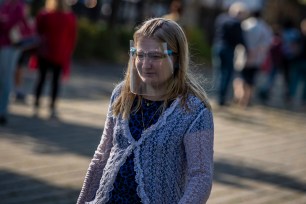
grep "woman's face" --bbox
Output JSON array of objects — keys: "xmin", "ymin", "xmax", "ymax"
[{"xmin": 135, "ymin": 37, "xmax": 174, "ymax": 87}]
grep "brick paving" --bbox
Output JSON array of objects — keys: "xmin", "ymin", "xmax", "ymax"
[{"xmin": 0, "ymin": 61, "xmax": 306, "ymax": 204}]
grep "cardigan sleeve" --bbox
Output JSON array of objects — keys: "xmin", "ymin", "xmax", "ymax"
[
  {"xmin": 179, "ymin": 107, "xmax": 214, "ymax": 204},
  {"xmin": 77, "ymin": 87, "xmax": 120, "ymax": 204}
]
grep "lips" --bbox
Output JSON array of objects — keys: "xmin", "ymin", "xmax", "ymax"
[{"xmin": 142, "ymin": 72, "xmax": 156, "ymax": 77}]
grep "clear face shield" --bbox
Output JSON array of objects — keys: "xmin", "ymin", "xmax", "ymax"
[{"xmin": 129, "ymin": 39, "xmax": 175, "ymax": 97}]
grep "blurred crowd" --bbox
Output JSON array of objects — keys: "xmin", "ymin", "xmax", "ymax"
[
  {"xmin": 0, "ymin": 0, "xmax": 184, "ymax": 126},
  {"xmin": 1, "ymin": 0, "xmax": 306, "ymax": 126},
  {"xmin": 212, "ymin": 2, "xmax": 306, "ymax": 110},
  {"xmin": 0, "ymin": 0, "xmax": 76, "ymax": 125}
]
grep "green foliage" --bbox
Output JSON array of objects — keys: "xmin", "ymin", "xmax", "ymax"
[
  {"xmin": 74, "ymin": 18, "xmax": 133, "ymax": 63},
  {"xmin": 185, "ymin": 27, "xmax": 212, "ymax": 65},
  {"xmin": 74, "ymin": 18, "xmax": 211, "ymax": 64}
]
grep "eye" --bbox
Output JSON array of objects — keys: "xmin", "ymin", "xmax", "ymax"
[
  {"xmin": 148, "ymin": 53, "xmax": 164, "ymax": 59},
  {"xmin": 136, "ymin": 52, "xmax": 145, "ymax": 59}
]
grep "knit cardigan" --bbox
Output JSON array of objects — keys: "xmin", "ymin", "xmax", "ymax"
[{"xmin": 77, "ymin": 83, "xmax": 214, "ymax": 204}]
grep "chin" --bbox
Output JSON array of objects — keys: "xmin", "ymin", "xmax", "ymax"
[
  {"xmin": 143, "ymin": 79, "xmax": 157, "ymax": 84},
  {"xmin": 140, "ymin": 77, "xmax": 156, "ymax": 84},
  {"xmin": 141, "ymin": 75, "xmax": 156, "ymax": 82}
]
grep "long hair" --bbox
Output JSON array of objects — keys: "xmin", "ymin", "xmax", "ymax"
[{"xmin": 113, "ymin": 18, "xmax": 211, "ymax": 118}]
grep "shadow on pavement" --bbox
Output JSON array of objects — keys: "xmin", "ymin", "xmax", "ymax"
[
  {"xmin": 214, "ymin": 159, "xmax": 306, "ymax": 193},
  {"xmin": 1, "ymin": 111, "xmax": 306, "ymax": 197},
  {"xmin": 0, "ymin": 170, "xmax": 79, "ymax": 204},
  {"xmin": 1, "ymin": 113, "xmax": 102, "ymax": 158}
]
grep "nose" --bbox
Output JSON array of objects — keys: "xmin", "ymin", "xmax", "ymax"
[{"xmin": 141, "ymin": 56, "xmax": 152, "ymax": 68}]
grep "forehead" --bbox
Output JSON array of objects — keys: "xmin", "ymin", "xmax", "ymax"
[{"xmin": 136, "ymin": 37, "xmax": 164, "ymax": 51}]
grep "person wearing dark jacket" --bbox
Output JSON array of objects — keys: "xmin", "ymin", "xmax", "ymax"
[{"xmin": 212, "ymin": 2, "xmax": 249, "ymax": 106}]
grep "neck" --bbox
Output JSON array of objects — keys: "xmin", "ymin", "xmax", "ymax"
[
  {"xmin": 142, "ymin": 95, "xmax": 165, "ymax": 101},
  {"xmin": 142, "ymin": 83, "xmax": 170, "ymax": 101}
]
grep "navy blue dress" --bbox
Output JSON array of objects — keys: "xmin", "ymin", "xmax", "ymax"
[{"xmin": 106, "ymin": 98, "xmax": 167, "ymax": 204}]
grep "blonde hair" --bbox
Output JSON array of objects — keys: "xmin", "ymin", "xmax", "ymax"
[
  {"xmin": 113, "ymin": 18, "xmax": 211, "ymax": 118},
  {"xmin": 45, "ymin": 0, "xmax": 70, "ymax": 12}
]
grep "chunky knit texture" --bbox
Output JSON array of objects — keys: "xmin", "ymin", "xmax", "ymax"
[
  {"xmin": 77, "ymin": 82, "xmax": 214, "ymax": 204},
  {"xmin": 107, "ymin": 99, "xmax": 165, "ymax": 203}
]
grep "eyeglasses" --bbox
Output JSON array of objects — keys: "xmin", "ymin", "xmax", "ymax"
[{"xmin": 130, "ymin": 47, "xmax": 175, "ymax": 62}]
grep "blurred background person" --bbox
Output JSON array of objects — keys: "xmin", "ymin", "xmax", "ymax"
[
  {"xmin": 280, "ymin": 18, "xmax": 301, "ymax": 103},
  {"xmin": 13, "ymin": 0, "xmax": 39, "ymax": 103},
  {"xmin": 0, "ymin": 0, "xmax": 27, "ymax": 125},
  {"xmin": 288, "ymin": 18, "xmax": 306, "ymax": 109},
  {"xmin": 162, "ymin": 0, "xmax": 183, "ymax": 24},
  {"xmin": 233, "ymin": 10, "xmax": 273, "ymax": 108},
  {"xmin": 33, "ymin": 0, "xmax": 77, "ymax": 119},
  {"xmin": 258, "ymin": 24, "xmax": 284, "ymax": 103},
  {"xmin": 212, "ymin": 2, "xmax": 249, "ymax": 107}
]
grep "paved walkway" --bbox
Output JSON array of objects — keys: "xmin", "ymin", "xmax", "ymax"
[{"xmin": 0, "ymin": 61, "xmax": 306, "ymax": 204}]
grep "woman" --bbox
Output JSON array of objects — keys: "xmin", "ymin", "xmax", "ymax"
[
  {"xmin": 77, "ymin": 18, "xmax": 214, "ymax": 204},
  {"xmin": 33, "ymin": 0, "xmax": 76, "ymax": 118}
]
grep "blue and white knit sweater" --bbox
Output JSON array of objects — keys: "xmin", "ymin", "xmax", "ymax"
[{"xmin": 77, "ymin": 82, "xmax": 214, "ymax": 204}]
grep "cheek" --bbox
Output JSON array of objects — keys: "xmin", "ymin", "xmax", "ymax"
[
  {"xmin": 155, "ymin": 61, "xmax": 173, "ymax": 75},
  {"xmin": 135, "ymin": 60, "xmax": 142, "ymax": 69}
]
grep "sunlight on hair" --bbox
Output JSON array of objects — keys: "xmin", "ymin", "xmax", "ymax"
[{"xmin": 45, "ymin": 0, "xmax": 56, "ymax": 11}]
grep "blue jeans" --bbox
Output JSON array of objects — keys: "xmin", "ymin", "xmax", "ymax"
[
  {"xmin": 0, "ymin": 46, "xmax": 21, "ymax": 117},
  {"xmin": 289, "ymin": 59, "xmax": 306, "ymax": 104},
  {"xmin": 212, "ymin": 44, "xmax": 235, "ymax": 105}
]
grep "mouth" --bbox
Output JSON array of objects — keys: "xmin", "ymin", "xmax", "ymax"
[{"xmin": 142, "ymin": 72, "xmax": 156, "ymax": 77}]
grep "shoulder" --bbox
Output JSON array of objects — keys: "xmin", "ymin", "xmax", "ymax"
[
  {"xmin": 185, "ymin": 94, "xmax": 210, "ymax": 114},
  {"xmin": 174, "ymin": 94, "xmax": 213, "ymax": 133},
  {"xmin": 14, "ymin": 2, "xmax": 24, "ymax": 11},
  {"xmin": 110, "ymin": 81, "xmax": 125, "ymax": 103},
  {"xmin": 64, "ymin": 11, "xmax": 76, "ymax": 20},
  {"xmin": 36, "ymin": 10, "xmax": 49, "ymax": 21},
  {"xmin": 37, "ymin": 9, "xmax": 49, "ymax": 17},
  {"xmin": 186, "ymin": 94, "xmax": 213, "ymax": 123}
]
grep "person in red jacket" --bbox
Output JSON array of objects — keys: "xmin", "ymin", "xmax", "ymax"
[{"xmin": 33, "ymin": 0, "xmax": 77, "ymax": 118}]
